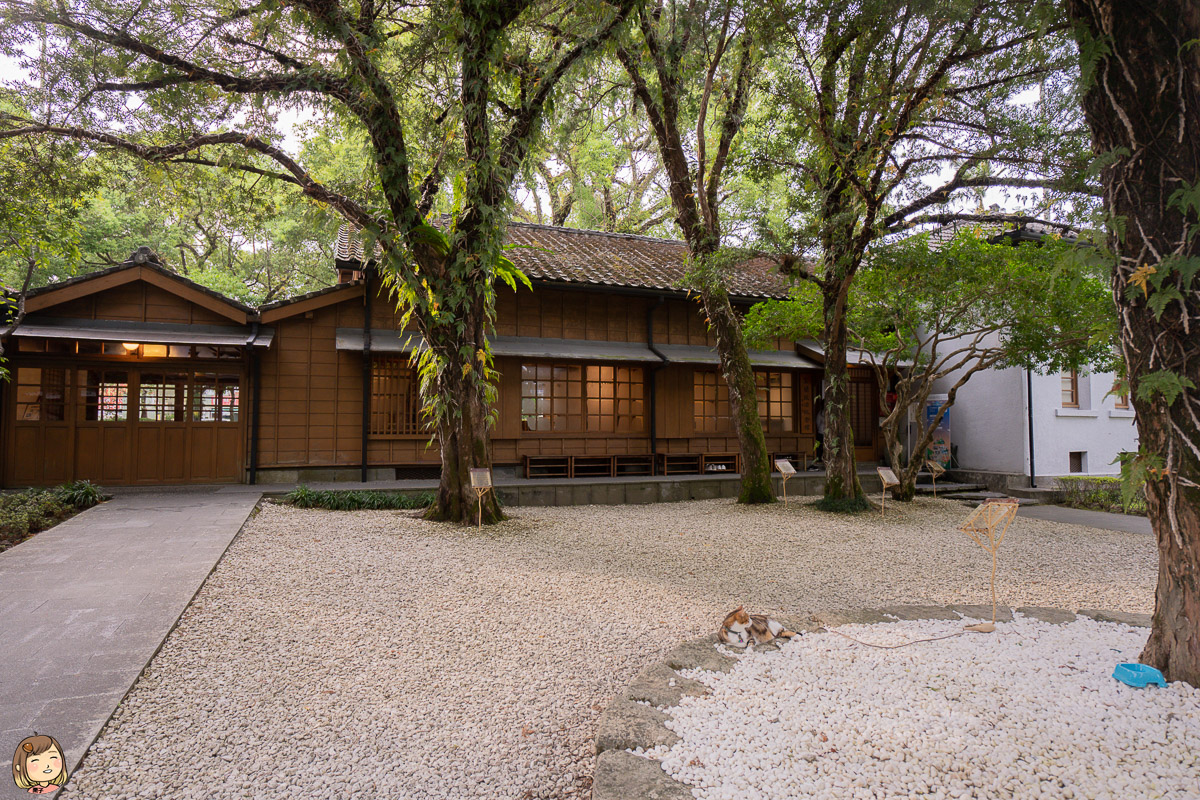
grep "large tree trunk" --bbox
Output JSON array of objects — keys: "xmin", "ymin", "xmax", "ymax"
[
  {"xmin": 702, "ymin": 285, "xmax": 775, "ymax": 503},
  {"xmin": 820, "ymin": 282, "xmax": 864, "ymax": 503},
  {"xmin": 422, "ymin": 308, "xmax": 505, "ymax": 526},
  {"xmin": 1067, "ymin": 0, "xmax": 1200, "ymax": 684}
]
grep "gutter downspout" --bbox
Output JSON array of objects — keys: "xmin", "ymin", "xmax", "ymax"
[
  {"xmin": 247, "ymin": 322, "xmax": 261, "ymax": 485},
  {"xmin": 1027, "ymin": 368, "xmax": 1036, "ymax": 488},
  {"xmin": 646, "ymin": 297, "xmax": 667, "ymax": 457},
  {"xmin": 361, "ymin": 270, "xmax": 372, "ymax": 483}
]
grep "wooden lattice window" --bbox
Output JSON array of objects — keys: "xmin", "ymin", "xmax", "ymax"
[
  {"xmin": 138, "ymin": 372, "xmax": 188, "ymax": 422},
  {"xmin": 585, "ymin": 365, "xmax": 645, "ymax": 433},
  {"xmin": 14, "ymin": 367, "xmax": 69, "ymax": 422},
  {"xmin": 1062, "ymin": 370, "xmax": 1079, "ymax": 408},
  {"xmin": 521, "ymin": 363, "xmax": 584, "ymax": 432},
  {"xmin": 79, "ymin": 369, "xmax": 129, "ymax": 422},
  {"xmin": 756, "ymin": 371, "xmax": 795, "ymax": 432},
  {"xmin": 192, "ymin": 373, "xmax": 240, "ymax": 422},
  {"xmin": 693, "ymin": 370, "xmax": 733, "ymax": 433},
  {"xmin": 371, "ymin": 357, "xmax": 422, "ymax": 435},
  {"xmin": 848, "ymin": 375, "xmax": 877, "ymax": 448}
]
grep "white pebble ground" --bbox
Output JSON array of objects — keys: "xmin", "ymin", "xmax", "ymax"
[
  {"xmin": 644, "ymin": 616, "xmax": 1200, "ymax": 800},
  {"xmin": 62, "ymin": 497, "xmax": 1159, "ymax": 799}
]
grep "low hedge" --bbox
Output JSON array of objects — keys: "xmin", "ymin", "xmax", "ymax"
[
  {"xmin": 0, "ymin": 481, "xmax": 107, "ymax": 551},
  {"xmin": 1057, "ymin": 476, "xmax": 1147, "ymax": 516},
  {"xmin": 283, "ymin": 485, "xmax": 436, "ymax": 511}
]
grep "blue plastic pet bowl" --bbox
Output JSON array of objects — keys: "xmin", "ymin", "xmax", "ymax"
[{"xmin": 1113, "ymin": 663, "xmax": 1167, "ymax": 688}]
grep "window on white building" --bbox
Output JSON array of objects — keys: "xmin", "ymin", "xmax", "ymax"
[{"xmin": 1061, "ymin": 371, "xmax": 1079, "ymax": 408}]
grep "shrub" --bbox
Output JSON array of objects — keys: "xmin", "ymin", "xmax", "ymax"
[
  {"xmin": 1057, "ymin": 476, "xmax": 1147, "ymax": 515},
  {"xmin": 54, "ymin": 480, "xmax": 106, "ymax": 509},
  {"xmin": 0, "ymin": 481, "xmax": 107, "ymax": 550},
  {"xmin": 283, "ymin": 485, "xmax": 436, "ymax": 511},
  {"xmin": 811, "ymin": 495, "xmax": 872, "ymax": 514}
]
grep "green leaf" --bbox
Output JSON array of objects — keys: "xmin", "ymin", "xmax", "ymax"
[
  {"xmin": 1115, "ymin": 450, "xmax": 1158, "ymax": 512},
  {"xmin": 1146, "ymin": 285, "xmax": 1184, "ymax": 320},
  {"xmin": 1135, "ymin": 370, "xmax": 1196, "ymax": 406},
  {"xmin": 409, "ymin": 223, "xmax": 450, "ymax": 257},
  {"xmin": 494, "ymin": 254, "xmax": 532, "ymax": 291}
]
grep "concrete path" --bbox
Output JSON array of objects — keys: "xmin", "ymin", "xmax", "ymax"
[
  {"xmin": 0, "ymin": 489, "xmax": 260, "ymax": 798},
  {"xmin": 1018, "ymin": 504, "xmax": 1153, "ymax": 535}
]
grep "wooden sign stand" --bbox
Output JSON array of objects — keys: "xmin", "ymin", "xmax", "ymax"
[
  {"xmin": 775, "ymin": 458, "xmax": 796, "ymax": 505},
  {"xmin": 469, "ymin": 468, "xmax": 493, "ymax": 529},
  {"xmin": 876, "ymin": 467, "xmax": 899, "ymax": 516},
  {"xmin": 958, "ymin": 498, "xmax": 1020, "ymax": 633},
  {"xmin": 925, "ymin": 459, "xmax": 946, "ymax": 498}
]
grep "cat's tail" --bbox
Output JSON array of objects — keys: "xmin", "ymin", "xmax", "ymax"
[{"xmin": 777, "ymin": 629, "xmax": 797, "ymax": 639}]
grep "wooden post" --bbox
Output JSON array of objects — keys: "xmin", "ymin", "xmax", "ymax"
[
  {"xmin": 925, "ymin": 459, "xmax": 946, "ymax": 498},
  {"xmin": 876, "ymin": 467, "xmax": 899, "ymax": 516},
  {"xmin": 958, "ymin": 498, "xmax": 1020, "ymax": 632},
  {"xmin": 469, "ymin": 468, "xmax": 493, "ymax": 529},
  {"xmin": 775, "ymin": 458, "xmax": 796, "ymax": 506}
]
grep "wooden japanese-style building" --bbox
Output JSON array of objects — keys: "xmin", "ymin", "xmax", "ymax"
[{"xmin": 3, "ymin": 226, "xmax": 882, "ymax": 487}]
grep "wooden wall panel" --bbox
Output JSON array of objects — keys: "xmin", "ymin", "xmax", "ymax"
[
  {"xmin": 253, "ymin": 280, "xmax": 820, "ymax": 473},
  {"xmin": 48, "ymin": 283, "xmax": 231, "ymax": 325},
  {"xmin": 256, "ymin": 299, "xmax": 366, "ymax": 469}
]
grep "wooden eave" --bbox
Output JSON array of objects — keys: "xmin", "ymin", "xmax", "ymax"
[
  {"xmin": 24, "ymin": 264, "xmax": 251, "ymax": 324},
  {"xmin": 259, "ymin": 282, "xmax": 365, "ymax": 324}
]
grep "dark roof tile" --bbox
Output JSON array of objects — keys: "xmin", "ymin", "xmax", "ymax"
[{"xmin": 334, "ymin": 222, "xmax": 791, "ymax": 300}]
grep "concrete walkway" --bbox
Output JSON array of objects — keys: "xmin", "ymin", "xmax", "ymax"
[
  {"xmin": 0, "ymin": 489, "xmax": 260, "ymax": 798},
  {"xmin": 1018, "ymin": 503, "xmax": 1153, "ymax": 535}
]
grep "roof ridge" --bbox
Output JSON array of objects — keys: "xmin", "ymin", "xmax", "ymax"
[
  {"xmin": 507, "ymin": 220, "xmax": 687, "ymax": 247},
  {"xmin": 25, "ymin": 259, "xmax": 254, "ymax": 314}
]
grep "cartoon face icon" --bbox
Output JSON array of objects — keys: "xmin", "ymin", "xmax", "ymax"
[{"xmin": 12, "ymin": 735, "xmax": 68, "ymax": 794}]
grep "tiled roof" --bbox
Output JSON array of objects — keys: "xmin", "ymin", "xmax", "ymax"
[
  {"xmin": 920, "ymin": 218, "xmax": 1078, "ymax": 248},
  {"xmin": 259, "ymin": 278, "xmax": 363, "ymax": 311},
  {"xmin": 334, "ymin": 222, "xmax": 791, "ymax": 300},
  {"xmin": 504, "ymin": 223, "xmax": 789, "ymax": 299}
]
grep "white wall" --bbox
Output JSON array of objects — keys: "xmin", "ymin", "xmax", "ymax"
[
  {"xmin": 926, "ymin": 330, "xmax": 1138, "ymax": 478},
  {"xmin": 1029, "ymin": 370, "xmax": 1138, "ymax": 479},
  {"xmin": 930, "ymin": 363, "xmax": 1028, "ymax": 473}
]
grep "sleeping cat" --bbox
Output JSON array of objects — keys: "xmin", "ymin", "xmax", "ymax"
[{"xmin": 717, "ymin": 606, "xmax": 797, "ymax": 648}]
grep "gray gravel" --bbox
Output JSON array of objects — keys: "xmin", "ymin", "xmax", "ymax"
[{"xmin": 64, "ymin": 498, "xmax": 1157, "ymax": 799}]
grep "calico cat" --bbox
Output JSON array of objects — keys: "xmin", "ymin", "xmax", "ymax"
[{"xmin": 717, "ymin": 606, "xmax": 797, "ymax": 648}]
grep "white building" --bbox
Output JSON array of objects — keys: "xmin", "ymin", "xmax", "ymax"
[
  {"xmin": 912, "ymin": 219, "xmax": 1139, "ymax": 488},
  {"xmin": 931, "ymin": 357, "xmax": 1137, "ymax": 488}
]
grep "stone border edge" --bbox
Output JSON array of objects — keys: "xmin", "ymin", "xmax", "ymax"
[{"xmin": 592, "ymin": 604, "xmax": 1151, "ymax": 800}]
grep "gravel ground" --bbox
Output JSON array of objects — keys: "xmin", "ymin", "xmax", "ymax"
[
  {"xmin": 63, "ymin": 497, "xmax": 1158, "ymax": 800},
  {"xmin": 645, "ymin": 617, "xmax": 1200, "ymax": 800}
]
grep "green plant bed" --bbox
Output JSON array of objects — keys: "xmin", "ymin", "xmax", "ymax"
[
  {"xmin": 1057, "ymin": 476, "xmax": 1147, "ymax": 517},
  {"xmin": 811, "ymin": 495, "xmax": 873, "ymax": 514},
  {"xmin": 283, "ymin": 485, "xmax": 437, "ymax": 511},
  {"xmin": 0, "ymin": 481, "xmax": 108, "ymax": 552}
]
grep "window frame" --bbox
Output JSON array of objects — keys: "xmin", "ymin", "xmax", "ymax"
[
  {"xmin": 1061, "ymin": 370, "xmax": 1080, "ymax": 408},
  {"xmin": 369, "ymin": 356, "xmax": 425, "ymax": 437},
  {"xmin": 520, "ymin": 361, "xmax": 646, "ymax": 435},
  {"xmin": 1112, "ymin": 379, "xmax": 1130, "ymax": 410},
  {"xmin": 692, "ymin": 369, "xmax": 800, "ymax": 435}
]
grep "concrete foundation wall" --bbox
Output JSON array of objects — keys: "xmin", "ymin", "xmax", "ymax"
[{"xmin": 257, "ymin": 471, "xmax": 885, "ymax": 507}]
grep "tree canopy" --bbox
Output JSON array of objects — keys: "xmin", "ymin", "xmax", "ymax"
[{"xmin": 747, "ymin": 228, "xmax": 1118, "ymax": 498}]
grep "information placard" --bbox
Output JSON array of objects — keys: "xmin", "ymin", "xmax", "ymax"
[
  {"xmin": 469, "ymin": 468, "xmax": 492, "ymax": 488},
  {"xmin": 774, "ymin": 459, "xmax": 796, "ymax": 475}
]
